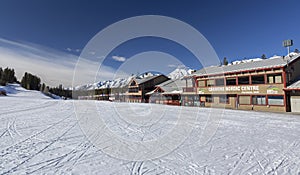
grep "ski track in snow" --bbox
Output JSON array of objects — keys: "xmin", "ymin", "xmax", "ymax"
[{"xmin": 0, "ymin": 96, "xmax": 300, "ymax": 174}]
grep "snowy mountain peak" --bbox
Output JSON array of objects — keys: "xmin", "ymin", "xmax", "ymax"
[
  {"xmin": 168, "ymin": 67, "xmax": 194, "ymax": 80},
  {"xmin": 137, "ymin": 71, "xmax": 161, "ymax": 79},
  {"xmin": 75, "ymin": 67, "xmax": 196, "ymax": 91}
]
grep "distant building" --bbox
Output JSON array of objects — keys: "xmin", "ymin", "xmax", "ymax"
[
  {"xmin": 284, "ymin": 79, "xmax": 300, "ymax": 112},
  {"xmin": 146, "ymin": 78, "xmax": 189, "ymax": 106},
  {"xmin": 123, "ymin": 75, "xmax": 169, "ymax": 103}
]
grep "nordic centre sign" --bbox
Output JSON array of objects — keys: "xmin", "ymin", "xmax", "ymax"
[
  {"xmin": 198, "ymin": 84, "xmax": 284, "ymax": 95},
  {"xmin": 209, "ymin": 85, "xmax": 259, "ymax": 92}
]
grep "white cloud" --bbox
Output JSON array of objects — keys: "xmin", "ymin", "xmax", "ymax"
[
  {"xmin": 89, "ymin": 51, "xmax": 96, "ymax": 55},
  {"xmin": 0, "ymin": 38, "xmax": 125, "ymax": 87},
  {"xmin": 112, "ymin": 55, "xmax": 126, "ymax": 62},
  {"xmin": 65, "ymin": 48, "xmax": 81, "ymax": 53},
  {"xmin": 167, "ymin": 64, "xmax": 177, "ymax": 68},
  {"xmin": 167, "ymin": 64, "xmax": 187, "ymax": 69}
]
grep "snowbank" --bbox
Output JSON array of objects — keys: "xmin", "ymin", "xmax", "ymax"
[{"xmin": 0, "ymin": 84, "xmax": 51, "ymax": 99}]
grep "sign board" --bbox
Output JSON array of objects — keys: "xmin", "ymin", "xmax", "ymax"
[
  {"xmin": 198, "ymin": 84, "xmax": 284, "ymax": 95},
  {"xmin": 283, "ymin": 40, "xmax": 293, "ymax": 47}
]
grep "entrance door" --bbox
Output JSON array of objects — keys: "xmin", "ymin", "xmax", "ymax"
[{"xmin": 291, "ymin": 96, "xmax": 300, "ymax": 112}]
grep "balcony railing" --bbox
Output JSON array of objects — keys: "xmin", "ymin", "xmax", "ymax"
[{"xmin": 183, "ymin": 87, "xmax": 197, "ymax": 92}]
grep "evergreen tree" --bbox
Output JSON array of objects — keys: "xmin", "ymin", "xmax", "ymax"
[
  {"xmin": 295, "ymin": 48, "xmax": 299, "ymax": 53},
  {"xmin": 41, "ymin": 83, "xmax": 46, "ymax": 92},
  {"xmin": 0, "ymin": 68, "xmax": 3, "ymax": 85},
  {"xmin": 223, "ymin": 57, "xmax": 228, "ymax": 65},
  {"xmin": 261, "ymin": 54, "xmax": 267, "ymax": 59},
  {"xmin": 21, "ymin": 72, "xmax": 28, "ymax": 89},
  {"xmin": 49, "ymin": 85, "xmax": 72, "ymax": 99},
  {"xmin": 0, "ymin": 67, "xmax": 17, "ymax": 85},
  {"xmin": 20, "ymin": 72, "xmax": 41, "ymax": 90}
]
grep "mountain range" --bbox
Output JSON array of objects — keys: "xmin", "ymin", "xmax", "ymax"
[{"xmin": 74, "ymin": 67, "xmax": 194, "ymax": 90}]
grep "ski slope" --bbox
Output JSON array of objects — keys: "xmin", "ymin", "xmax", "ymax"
[{"xmin": 0, "ymin": 85, "xmax": 300, "ymax": 174}]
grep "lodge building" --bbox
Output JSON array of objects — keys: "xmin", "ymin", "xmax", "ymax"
[
  {"xmin": 76, "ymin": 53, "xmax": 300, "ymax": 113},
  {"xmin": 182, "ymin": 53, "xmax": 300, "ymax": 112},
  {"xmin": 146, "ymin": 77, "xmax": 190, "ymax": 106},
  {"xmin": 124, "ymin": 75, "xmax": 169, "ymax": 103}
]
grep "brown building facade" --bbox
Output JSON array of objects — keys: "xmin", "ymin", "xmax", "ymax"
[
  {"xmin": 124, "ymin": 75, "xmax": 169, "ymax": 103},
  {"xmin": 184, "ymin": 54, "xmax": 300, "ymax": 112}
]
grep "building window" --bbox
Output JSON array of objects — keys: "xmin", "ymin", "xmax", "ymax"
[
  {"xmin": 193, "ymin": 95, "xmax": 199, "ymax": 101},
  {"xmin": 193, "ymin": 95, "xmax": 200, "ymax": 106},
  {"xmin": 205, "ymin": 95, "xmax": 213, "ymax": 103},
  {"xmin": 207, "ymin": 79, "xmax": 215, "ymax": 87},
  {"xmin": 128, "ymin": 87, "xmax": 139, "ymax": 93},
  {"xmin": 226, "ymin": 77, "xmax": 236, "ymax": 85},
  {"xmin": 267, "ymin": 74, "xmax": 282, "ymax": 84},
  {"xmin": 215, "ymin": 78, "xmax": 225, "ymax": 86},
  {"xmin": 251, "ymin": 75, "xmax": 265, "ymax": 84},
  {"xmin": 172, "ymin": 95, "xmax": 180, "ymax": 101},
  {"xmin": 219, "ymin": 95, "xmax": 229, "ymax": 103},
  {"xmin": 130, "ymin": 81, "xmax": 137, "ymax": 86},
  {"xmin": 198, "ymin": 80, "xmax": 206, "ymax": 87},
  {"xmin": 252, "ymin": 95, "xmax": 266, "ymax": 105},
  {"xmin": 268, "ymin": 96, "xmax": 284, "ymax": 106},
  {"xmin": 238, "ymin": 76, "xmax": 250, "ymax": 85},
  {"xmin": 239, "ymin": 95, "xmax": 251, "ymax": 105}
]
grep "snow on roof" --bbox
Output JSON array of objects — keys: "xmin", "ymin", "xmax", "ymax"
[
  {"xmin": 145, "ymin": 78, "xmax": 186, "ymax": 95},
  {"xmin": 135, "ymin": 75, "xmax": 164, "ymax": 84},
  {"xmin": 158, "ymin": 78, "xmax": 185, "ymax": 87},
  {"xmin": 161, "ymin": 90, "xmax": 182, "ymax": 95},
  {"xmin": 193, "ymin": 53, "xmax": 300, "ymax": 76}
]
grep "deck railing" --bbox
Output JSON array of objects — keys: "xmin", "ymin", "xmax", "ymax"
[{"xmin": 182, "ymin": 87, "xmax": 197, "ymax": 92}]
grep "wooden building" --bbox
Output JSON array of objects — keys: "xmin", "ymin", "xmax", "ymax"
[
  {"xmin": 146, "ymin": 78, "xmax": 188, "ymax": 106},
  {"xmin": 124, "ymin": 75, "xmax": 169, "ymax": 103},
  {"xmin": 183, "ymin": 54, "xmax": 300, "ymax": 112},
  {"xmin": 284, "ymin": 79, "xmax": 300, "ymax": 112}
]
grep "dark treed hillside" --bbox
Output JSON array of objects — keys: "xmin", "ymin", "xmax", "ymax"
[
  {"xmin": 49, "ymin": 85, "xmax": 72, "ymax": 99},
  {"xmin": 0, "ymin": 67, "xmax": 17, "ymax": 85},
  {"xmin": 20, "ymin": 72, "xmax": 41, "ymax": 91}
]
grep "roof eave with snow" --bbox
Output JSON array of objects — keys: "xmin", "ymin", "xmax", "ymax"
[{"xmin": 194, "ymin": 53, "xmax": 300, "ymax": 77}]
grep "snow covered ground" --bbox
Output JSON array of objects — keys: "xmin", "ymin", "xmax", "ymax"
[{"xmin": 0, "ymin": 85, "xmax": 300, "ymax": 174}]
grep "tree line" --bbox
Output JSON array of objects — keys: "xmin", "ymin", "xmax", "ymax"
[
  {"xmin": 49, "ymin": 85, "xmax": 72, "ymax": 99},
  {"xmin": 20, "ymin": 72, "xmax": 41, "ymax": 90},
  {"xmin": 0, "ymin": 67, "xmax": 17, "ymax": 86}
]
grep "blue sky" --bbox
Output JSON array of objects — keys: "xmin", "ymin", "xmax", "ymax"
[{"xmin": 1, "ymin": 0, "xmax": 300, "ymax": 86}]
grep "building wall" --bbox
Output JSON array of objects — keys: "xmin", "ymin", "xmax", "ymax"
[
  {"xmin": 287, "ymin": 90, "xmax": 300, "ymax": 112},
  {"xmin": 126, "ymin": 96, "xmax": 142, "ymax": 103},
  {"xmin": 291, "ymin": 96, "xmax": 300, "ymax": 112},
  {"xmin": 286, "ymin": 58, "xmax": 300, "ymax": 84},
  {"xmin": 195, "ymin": 69, "xmax": 288, "ymax": 112},
  {"xmin": 284, "ymin": 57, "xmax": 300, "ymax": 112},
  {"xmin": 125, "ymin": 75, "xmax": 169, "ymax": 103},
  {"xmin": 201, "ymin": 95, "xmax": 286, "ymax": 112},
  {"xmin": 202, "ymin": 96, "xmax": 236, "ymax": 109},
  {"xmin": 238, "ymin": 104, "xmax": 286, "ymax": 112},
  {"xmin": 141, "ymin": 75, "xmax": 170, "ymax": 102}
]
